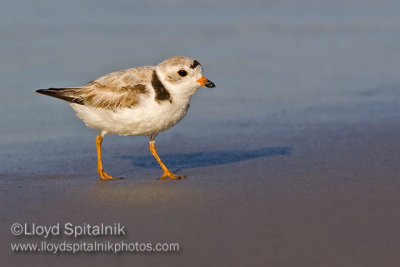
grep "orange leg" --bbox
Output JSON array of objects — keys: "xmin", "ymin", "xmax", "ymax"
[
  {"xmin": 96, "ymin": 133, "xmax": 119, "ymax": 181},
  {"xmin": 149, "ymin": 140, "xmax": 186, "ymax": 180}
]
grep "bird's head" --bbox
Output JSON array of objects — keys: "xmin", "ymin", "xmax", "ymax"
[{"xmin": 155, "ymin": 56, "xmax": 215, "ymax": 100}]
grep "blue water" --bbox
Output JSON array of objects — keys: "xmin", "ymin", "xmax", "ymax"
[{"xmin": 0, "ymin": 0, "xmax": 399, "ymax": 169}]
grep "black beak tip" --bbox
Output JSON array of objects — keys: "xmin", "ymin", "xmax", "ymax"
[{"xmin": 205, "ymin": 81, "xmax": 215, "ymax": 88}]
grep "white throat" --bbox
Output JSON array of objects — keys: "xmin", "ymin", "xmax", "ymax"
[{"xmin": 156, "ymin": 68, "xmax": 199, "ymax": 104}]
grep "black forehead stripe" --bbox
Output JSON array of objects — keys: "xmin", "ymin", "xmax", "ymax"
[
  {"xmin": 151, "ymin": 70, "xmax": 171, "ymax": 102},
  {"xmin": 189, "ymin": 60, "xmax": 201, "ymax": 69}
]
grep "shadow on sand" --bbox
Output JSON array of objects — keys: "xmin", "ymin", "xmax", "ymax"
[{"xmin": 119, "ymin": 147, "xmax": 292, "ymax": 172}]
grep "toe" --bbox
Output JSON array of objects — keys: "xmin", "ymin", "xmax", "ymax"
[
  {"xmin": 100, "ymin": 171, "xmax": 121, "ymax": 180},
  {"xmin": 160, "ymin": 171, "xmax": 185, "ymax": 180}
]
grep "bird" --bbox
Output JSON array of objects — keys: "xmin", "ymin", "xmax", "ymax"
[{"xmin": 36, "ymin": 56, "xmax": 215, "ymax": 181}]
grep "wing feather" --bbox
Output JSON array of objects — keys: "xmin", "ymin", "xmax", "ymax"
[
  {"xmin": 37, "ymin": 66, "xmax": 154, "ymax": 109},
  {"xmin": 81, "ymin": 66, "xmax": 154, "ymax": 109}
]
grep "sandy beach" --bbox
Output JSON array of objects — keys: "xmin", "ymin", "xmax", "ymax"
[
  {"xmin": 1, "ymin": 0, "xmax": 399, "ymax": 266},
  {"xmin": 1, "ymin": 120, "xmax": 399, "ymax": 266}
]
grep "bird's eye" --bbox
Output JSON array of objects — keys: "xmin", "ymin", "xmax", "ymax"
[{"xmin": 178, "ymin": 70, "xmax": 187, "ymax": 77}]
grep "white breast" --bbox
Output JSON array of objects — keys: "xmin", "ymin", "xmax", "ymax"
[{"xmin": 70, "ymin": 95, "xmax": 190, "ymax": 136}]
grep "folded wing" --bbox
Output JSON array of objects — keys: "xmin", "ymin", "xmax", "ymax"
[{"xmin": 36, "ymin": 66, "xmax": 154, "ymax": 110}]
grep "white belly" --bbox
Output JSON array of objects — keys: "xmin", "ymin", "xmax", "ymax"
[{"xmin": 70, "ymin": 98, "xmax": 189, "ymax": 136}]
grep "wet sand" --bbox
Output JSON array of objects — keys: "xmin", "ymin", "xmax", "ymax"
[
  {"xmin": 1, "ymin": 0, "xmax": 400, "ymax": 266},
  {"xmin": 1, "ymin": 120, "xmax": 399, "ymax": 266}
]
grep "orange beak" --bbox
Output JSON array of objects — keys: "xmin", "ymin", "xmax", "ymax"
[{"xmin": 197, "ymin": 76, "xmax": 215, "ymax": 88}]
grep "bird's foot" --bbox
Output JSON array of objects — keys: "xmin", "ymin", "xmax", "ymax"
[
  {"xmin": 99, "ymin": 170, "xmax": 121, "ymax": 181},
  {"xmin": 160, "ymin": 170, "xmax": 186, "ymax": 180}
]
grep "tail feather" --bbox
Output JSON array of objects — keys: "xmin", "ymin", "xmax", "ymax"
[{"xmin": 36, "ymin": 88, "xmax": 84, "ymax": 105}]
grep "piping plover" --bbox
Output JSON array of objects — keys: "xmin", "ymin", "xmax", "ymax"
[{"xmin": 36, "ymin": 56, "xmax": 215, "ymax": 181}]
